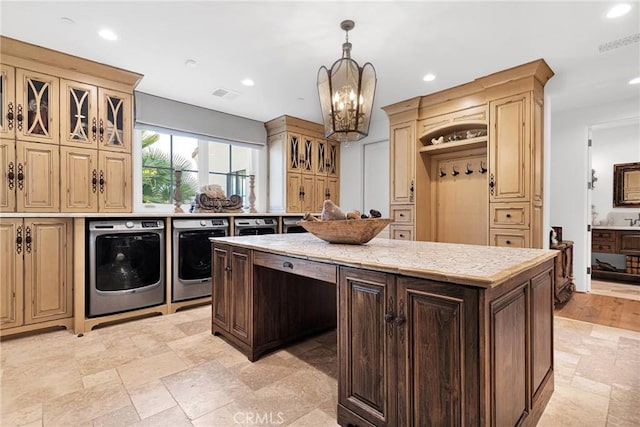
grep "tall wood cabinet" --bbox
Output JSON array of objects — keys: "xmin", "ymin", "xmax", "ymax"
[
  {"xmin": 0, "ymin": 36, "xmax": 141, "ymax": 214},
  {"xmin": 383, "ymin": 59, "xmax": 553, "ymax": 248},
  {"xmin": 266, "ymin": 115, "xmax": 340, "ymax": 213},
  {"xmin": 0, "ymin": 218, "xmax": 73, "ymax": 335}
]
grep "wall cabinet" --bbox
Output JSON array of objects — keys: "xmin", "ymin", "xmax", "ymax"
[
  {"xmin": 383, "ymin": 60, "xmax": 553, "ymax": 248},
  {"xmin": 61, "ymin": 79, "xmax": 132, "ymax": 152},
  {"xmin": 1, "ymin": 36, "xmax": 141, "ymax": 214},
  {"xmin": 0, "ymin": 138, "xmax": 59, "ymax": 212},
  {"xmin": 338, "ymin": 263, "xmax": 554, "ymax": 426},
  {"xmin": 0, "ymin": 218, "xmax": 73, "ymax": 333},
  {"xmin": 0, "ymin": 64, "xmax": 60, "ymax": 144},
  {"xmin": 266, "ymin": 115, "xmax": 340, "ymax": 213},
  {"xmin": 60, "ymin": 147, "xmax": 131, "ymax": 212},
  {"xmin": 212, "ymin": 243, "xmax": 253, "ymax": 347}
]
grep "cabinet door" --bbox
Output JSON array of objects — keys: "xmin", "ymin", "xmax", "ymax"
[
  {"xmin": 315, "ymin": 138, "xmax": 340, "ymax": 178},
  {"xmin": 0, "ymin": 138, "xmax": 16, "ymax": 212},
  {"xmin": 60, "ymin": 79, "xmax": 98, "ymax": 148},
  {"xmin": 15, "ymin": 68, "xmax": 59, "ymax": 144},
  {"xmin": 489, "ymin": 93, "xmax": 531, "ymax": 202},
  {"xmin": 0, "ymin": 219, "xmax": 24, "ymax": 329},
  {"xmin": 23, "ymin": 218, "xmax": 73, "ymax": 324},
  {"xmin": 98, "ymin": 88, "xmax": 132, "ymax": 153},
  {"xmin": 300, "ymin": 174, "xmax": 315, "ymax": 213},
  {"xmin": 0, "ymin": 64, "xmax": 16, "ymax": 138},
  {"xmin": 390, "ymin": 121, "xmax": 415, "ymax": 204},
  {"xmin": 16, "ymin": 141, "xmax": 59, "ymax": 212},
  {"xmin": 61, "ymin": 146, "xmax": 98, "ymax": 212},
  {"xmin": 98, "ymin": 151, "xmax": 131, "ymax": 212},
  {"xmin": 212, "ymin": 244, "xmax": 231, "ymax": 331},
  {"xmin": 286, "ymin": 173, "xmax": 302, "ymax": 212},
  {"xmin": 326, "ymin": 176, "xmax": 339, "ymax": 206},
  {"xmin": 396, "ymin": 277, "xmax": 479, "ymax": 426},
  {"xmin": 314, "ymin": 175, "xmax": 328, "ymax": 213},
  {"xmin": 338, "ymin": 267, "xmax": 396, "ymax": 427},
  {"xmin": 530, "ymin": 269, "xmax": 553, "ymax": 401},
  {"xmin": 229, "ymin": 246, "xmax": 252, "ymax": 344}
]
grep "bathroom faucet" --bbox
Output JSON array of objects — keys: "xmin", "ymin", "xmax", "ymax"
[{"xmin": 624, "ymin": 213, "xmax": 640, "ymax": 226}]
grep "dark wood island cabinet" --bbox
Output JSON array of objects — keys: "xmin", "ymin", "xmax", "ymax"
[{"xmin": 210, "ymin": 234, "xmax": 557, "ymax": 427}]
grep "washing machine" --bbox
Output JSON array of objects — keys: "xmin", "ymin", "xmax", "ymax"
[
  {"xmin": 172, "ymin": 218, "xmax": 229, "ymax": 302},
  {"xmin": 234, "ymin": 217, "xmax": 278, "ymax": 235}
]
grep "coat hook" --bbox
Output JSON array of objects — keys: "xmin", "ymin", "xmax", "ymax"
[
  {"xmin": 439, "ymin": 168, "xmax": 447, "ymax": 178},
  {"xmin": 465, "ymin": 163, "xmax": 474, "ymax": 175},
  {"xmin": 452, "ymin": 165, "xmax": 460, "ymax": 176},
  {"xmin": 479, "ymin": 161, "xmax": 487, "ymax": 174}
]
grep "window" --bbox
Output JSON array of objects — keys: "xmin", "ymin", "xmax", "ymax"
[{"xmin": 140, "ymin": 129, "xmax": 255, "ymax": 209}]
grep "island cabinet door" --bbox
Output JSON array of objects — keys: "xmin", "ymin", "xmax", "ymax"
[
  {"xmin": 212, "ymin": 243, "xmax": 252, "ymax": 345},
  {"xmin": 229, "ymin": 246, "xmax": 252, "ymax": 344},
  {"xmin": 338, "ymin": 267, "xmax": 397, "ymax": 427},
  {"xmin": 212, "ymin": 244, "xmax": 231, "ymax": 332},
  {"xmin": 396, "ymin": 277, "xmax": 480, "ymax": 427}
]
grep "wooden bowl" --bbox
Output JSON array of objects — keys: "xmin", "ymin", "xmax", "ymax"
[{"xmin": 297, "ymin": 218, "xmax": 393, "ymax": 244}]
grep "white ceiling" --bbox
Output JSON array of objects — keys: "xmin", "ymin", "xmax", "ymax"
[{"xmin": 1, "ymin": 1, "xmax": 639, "ymax": 127}]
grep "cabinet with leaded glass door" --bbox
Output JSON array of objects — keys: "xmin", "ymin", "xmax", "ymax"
[
  {"xmin": 313, "ymin": 138, "xmax": 340, "ymax": 212},
  {"xmin": 266, "ymin": 115, "xmax": 341, "ymax": 214},
  {"xmin": 0, "ymin": 65, "xmax": 59, "ymax": 144},
  {"xmin": 60, "ymin": 80, "xmax": 132, "ymax": 153}
]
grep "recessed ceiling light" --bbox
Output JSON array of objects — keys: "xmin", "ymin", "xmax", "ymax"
[
  {"xmin": 184, "ymin": 59, "xmax": 197, "ymax": 68},
  {"xmin": 241, "ymin": 78, "xmax": 255, "ymax": 87},
  {"xmin": 607, "ymin": 4, "xmax": 631, "ymax": 18},
  {"xmin": 98, "ymin": 28, "xmax": 118, "ymax": 41},
  {"xmin": 629, "ymin": 77, "xmax": 640, "ymax": 85},
  {"xmin": 60, "ymin": 17, "xmax": 75, "ymax": 25},
  {"xmin": 423, "ymin": 73, "xmax": 436, "ymax": 82}
]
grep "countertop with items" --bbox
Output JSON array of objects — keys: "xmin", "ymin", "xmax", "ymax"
[{"xmin": 210, "ymin": 233, "xmax": 557, "ymax": 288}]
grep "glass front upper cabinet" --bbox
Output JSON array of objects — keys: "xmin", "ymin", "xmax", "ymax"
[
  {"xmin": 15, "ymin": 68, "xmax": 59, "ymax": 144},
  {"xmin": 98, "ymin": 88, "xmax": 132, "ymax": 153}
]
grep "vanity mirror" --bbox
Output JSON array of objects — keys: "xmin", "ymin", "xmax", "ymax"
[{"xmin": 613, "ymin": 162, "xmax": 640, "ymax": 207}]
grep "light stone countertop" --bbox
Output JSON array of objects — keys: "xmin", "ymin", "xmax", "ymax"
[
  {"xmin": 592, "ymin": 225, "xmax": 640, "ymax": 230},
  {"xmin": 210, "ymin": 233, "xmax": 558, "ymax": 288}
]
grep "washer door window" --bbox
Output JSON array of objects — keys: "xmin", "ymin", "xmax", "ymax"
[
  {"xmin": 178, "ymin": 229, "xmax": 225, "ymax": 281},
  {"xmin": 95, "ymin": 233, "xmax": 161, "ymax": 291}
]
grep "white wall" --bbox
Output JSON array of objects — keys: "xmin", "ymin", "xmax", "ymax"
[
  {"xmin": 339, "ymin": 115, "xmax": 390, "ymax": 213},
  {"xmin": 550, "ymin": 97, "xmax": 640, "ymax": 292},
  {"xmin": 591, "ymin": 122, "xmax": 640, "ymax": 225}
]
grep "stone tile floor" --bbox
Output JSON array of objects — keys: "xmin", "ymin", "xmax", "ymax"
[{"xmin": 1, "ymin": 306, "xmax": 638, "ymax": 426}]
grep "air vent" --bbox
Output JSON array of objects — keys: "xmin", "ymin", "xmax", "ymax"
[
  {"xmin": 212, "ymin": 87, "xmax": 240, "ymax": 100},
  {"xmin": 599, "ymin": 33, "xmax": 640, "ymax": 53}
]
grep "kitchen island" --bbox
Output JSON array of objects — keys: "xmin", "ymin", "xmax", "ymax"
[{"xmin": 210, "ymin": 234, "xmax": 557, "ymax": 427}]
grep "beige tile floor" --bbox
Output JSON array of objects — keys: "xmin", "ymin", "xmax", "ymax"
[{"xmin": 1, "ymin": 307, "xmax": 638, "ymax": 426}]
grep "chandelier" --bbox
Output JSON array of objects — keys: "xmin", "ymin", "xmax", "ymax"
[{"xmin": 317, "ymin": 20, "xmax": 376, "ymax": 142}]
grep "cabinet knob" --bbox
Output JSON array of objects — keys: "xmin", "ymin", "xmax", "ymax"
[
  {"xmin": 224, "ymin": 266, "xmax": 232, "ymax": 272},
  {"xmin": 16, "ymin": 163, "xmax": 24, "ymax": 191},
  {"xmin": 7, "ymin": 161, "xmax": 14, "ymax": 190},
  {"xmin": 506, "ymin": 213, "xmax": 512, "ymax": 218},
  {"xmin": 399, "ymin": 234, "xmax": 405, "ymax": 238},
  {"xmin": 16, "ymin": 103, "xmax": 24, "ymax": 131},
  {"xmin": 283, "ymin": 261, "xmax": 293, "ymax": 269},
  {"xmin": 505, "ymin": 240, "xmax": 511, "ymax": 245},
  {"xmin": 6, "ymin": 102, "xmax": 14, "ymax": 130},
  {"xmin": 399, "ymin": 213, "xmax": 404, "ymax": 217}
]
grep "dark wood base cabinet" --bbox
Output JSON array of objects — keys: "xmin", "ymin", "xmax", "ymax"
[
  {"xmin": 211, "ymin": 240, "xmax": 555, "ymax": 427},
  {"xmin": 338, "ymin": 262, "xmax": 555, "ymax": 427}
]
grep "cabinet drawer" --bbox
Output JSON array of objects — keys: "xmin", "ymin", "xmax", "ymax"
[
  {"xmin": 592, "ymin": 230, "xmax": 615, "ymax": 243},
  {"xmin": 390, "ymin": 205, "xmax": 414, "ymax": 223},
  {"xmin": 592, "ymin": 242, "xmax": 616, "ymax": 254},
  {"xmin": 489, "ymin": 228, "xmax": 530, "ymax": 248},
  {"xmin": 619, "ymin": 233, "xmax": 640, "ymax": 255},
  {"xmin": 390, "ymin": 224, "xmax": 413, "ymax": 241},
  {"xmin": 253, "ymin": 251, "xmax": 337, "ymax": 283},
  {"xmin": 490, "ymin": 203, "xmax": 529, "ymax": 228}
]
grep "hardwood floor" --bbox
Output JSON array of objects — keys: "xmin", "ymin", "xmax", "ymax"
[{"xmin": 555, "ymin": 292, "xmax": 640, "ymax": 332}]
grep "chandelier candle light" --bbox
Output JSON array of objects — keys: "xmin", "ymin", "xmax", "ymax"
[{"xmin": 317, "ymin": 19, "xmax": 376, "ymax": 142}]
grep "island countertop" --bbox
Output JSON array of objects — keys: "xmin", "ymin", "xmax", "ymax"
[{"xmin": 210, "ymin": 233, "xmax": 557, "ymax": 288}]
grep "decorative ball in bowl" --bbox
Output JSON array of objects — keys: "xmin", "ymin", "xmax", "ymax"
[{"xmin": 296, "ymin": 218, "xmax": 393, "ymax": 244}]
